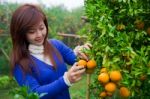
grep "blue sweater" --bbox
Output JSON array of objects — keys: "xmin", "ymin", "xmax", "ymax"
[{"xmin": 13, "ymin": 39, "xmax": 77, "ymax": 99}]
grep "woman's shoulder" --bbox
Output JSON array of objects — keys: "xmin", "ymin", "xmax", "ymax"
[
  {"xmin": 49, "ymin": 39, "xmax": 61, "ymax": 44},
  {"xmin": 48, "ymin": 39, "xmax": 65, "ymax": 49}
]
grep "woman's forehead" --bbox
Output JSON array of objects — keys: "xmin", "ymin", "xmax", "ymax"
[{"xmin": 30, "ymin": 20, "xmax": 45, "ymax": 28}]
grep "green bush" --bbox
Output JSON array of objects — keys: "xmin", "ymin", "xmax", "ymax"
[
  {"xmin": 84, "ymin": 0, "xmax": 150, "ymax": 98},
  {"xmin": 0, "ymin": 75, "xmax": 17, "ymax": 89}
]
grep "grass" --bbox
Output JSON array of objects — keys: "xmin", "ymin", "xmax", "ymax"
[
  {"xmin": 0, "ymin": 89, "xmax": 12, "ymax": 99},
  {"xmin": 70, "ymin": 75, "xmax": 87, "ymax": 99}
]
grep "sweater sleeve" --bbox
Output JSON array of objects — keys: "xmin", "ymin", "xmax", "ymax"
[
  {"xmin": 14, "ymin": 65, "xmax": 69, "ymax": 98},
  {"xmin": 50, "ymin": 39, "xmax": 77, "ymax": 65}
]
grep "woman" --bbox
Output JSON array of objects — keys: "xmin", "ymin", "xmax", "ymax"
[{"xmin": 10, "ymin": 4, "xmax": 90, "ymax": 99}]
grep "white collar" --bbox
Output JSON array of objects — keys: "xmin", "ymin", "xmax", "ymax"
[{"xmin": 28, "ymin": 44, "xmax": 44, "ymax": 54}]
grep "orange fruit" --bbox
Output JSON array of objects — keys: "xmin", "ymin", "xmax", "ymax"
[
  {"xmin": 110, "ymin": 71, "xmax": 122, "ymax": 82},
  {"xmin": 100, "ymin": 67, "xmax": 107, "ymax": 73},
  {"xmin": 78, "ymin": 59, "xmax": 87, "ymax": 67},
  {"xmin": 120, "ymin": 87, "xmax": 130, "ymax": 97},
  {"xmin": 87, "ymin": 60, "xmax": 97, "ymax": 69},
  {"xmin": 98, "ymin": 72, "xmax": 109, "ymax": 83},
  {"xmin": 99, "ymin": 91, "xmax": 107, "ymax": 97},
  {"xmin": 105, "ymin": 82, "xmax": 116, "ymax": 92}
]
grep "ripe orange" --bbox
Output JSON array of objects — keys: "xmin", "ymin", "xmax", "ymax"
[
  {"xmin": 99, "ymin": 91, "xmax": 107, "ymax": 97},
  {"xmin": 110, "ymin": 70, "xmax": 122, "ymax": 82},
  {"xmin": 78, "ymin": 59, "xmax": 87, "ymax": 67},
  {"xmin": 120, "ymin": 87, "xmax": 130, "ymax": 97},
  {"xmin": 98, "ymin": 72, "xmax": 109, "ymax": 83},
  {"xmin": 100, "ymin": 67, "xmax": 107, "ymax": 73},
  {"xmin": 86, "ymin": 60, "xmax": 97, "ymax": 69},
  {"xmin": 105, "ymin": 82, "xmax": 116, "ymax": 92}
]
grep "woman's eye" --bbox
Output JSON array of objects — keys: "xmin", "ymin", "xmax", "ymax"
[
  {"xmin": 40, "ymin": 27, "xmax": 44, "ymax": 30},
  {"xmin": 28, "ymin": 30, "xmax": 35, "ymax": 34}
]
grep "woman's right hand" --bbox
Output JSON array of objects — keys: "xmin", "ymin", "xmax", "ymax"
[
  {"xmin": 66, "ymin": 62, "xmax": 85, "ymax": 84},
  {"xmin": 74, "ymin": 43, "xmax": 92, "ymax": 61}
]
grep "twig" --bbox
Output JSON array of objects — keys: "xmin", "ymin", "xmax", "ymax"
[{"xmin": 0, "ymin": 48, "xmax": 10, "ymax": 61}]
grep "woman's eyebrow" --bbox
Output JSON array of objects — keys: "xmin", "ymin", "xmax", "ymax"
[
  {"xmin": 39, "ymin": 24, "xmax": 44, "ymax": 27},
  {"xmin": 29, "ymin": 27, "xmax": 36, "ymax": 30}
]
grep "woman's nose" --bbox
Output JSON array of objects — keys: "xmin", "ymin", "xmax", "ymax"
[{"xmin": 36, "ymin": 30, "xmax": 42, "ymax": 37}]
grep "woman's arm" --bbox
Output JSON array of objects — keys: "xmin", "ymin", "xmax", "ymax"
[
  {"xmin": 14, "ymin": 65, "xmax": 69, "ymax": 98},
  {"xmin": 14, "ymin": 63, "xmax": 85, "ymax": 98},
  {"xmin": 50, "ymin": 39, "xmax": 77, "ymax": 65}
]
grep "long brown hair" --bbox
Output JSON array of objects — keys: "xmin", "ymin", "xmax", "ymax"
[{"xmin": 10, "ymin": 4, "xmax": 62, "ymax": 75}]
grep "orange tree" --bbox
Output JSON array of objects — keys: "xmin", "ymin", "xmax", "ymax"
[{"xmin": 84, "ymin": 0, "xmax": 150, "ymax": 98}]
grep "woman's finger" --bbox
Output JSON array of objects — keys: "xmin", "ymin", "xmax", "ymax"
[
  {"xmin": 83, "ymin": 45, "xmax": 90, "ymax": 50},
  {"xmin": 84, "ymin": 43, "xmax": 92, "ymax": 48},
  {"xmin": 73, "ymin": 68, "xmax": 85, "ymax": 76},
  {"xmin": 75, "ymin": 77, "xmax": 82, "ymax": 82},
  {"xmin": 78, "ymin": 51, "xmax": 89, "ymax": 61}
]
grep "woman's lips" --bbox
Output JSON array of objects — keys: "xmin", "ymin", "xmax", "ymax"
[{"xmin": 35, "ymin": 38, "xmax": 43, "ymax": 42}]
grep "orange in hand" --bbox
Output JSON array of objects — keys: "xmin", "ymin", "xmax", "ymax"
[
  {"xmin": 78, "ymin": 59, "xmax": 87, "ymax": 67},
  {"xmin": 87, "ymin": 60, "xmax": 97, "ymax": 69}
]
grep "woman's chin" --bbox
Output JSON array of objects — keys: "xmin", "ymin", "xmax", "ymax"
[{"xmin": 34, "ymin": 41, "xmax": 44, "ymax": 46}]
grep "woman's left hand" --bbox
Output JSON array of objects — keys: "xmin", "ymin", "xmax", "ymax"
[{"xmin": 74, "ymin": 43, "xmax": 92, "ymax": 61}]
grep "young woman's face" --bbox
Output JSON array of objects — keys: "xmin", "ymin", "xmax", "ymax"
[{"xmin": 26, "ymin": 20, "xmax": 47, "ymax": 46}]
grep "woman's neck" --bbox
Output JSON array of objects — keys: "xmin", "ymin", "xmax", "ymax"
[
  {"xmin": 28, "ymin": 44, "xmax": 52, "ymax": 66},
  {"xmin": 28, "ymin": 44, "xmax": 44, "ymax": 54}
]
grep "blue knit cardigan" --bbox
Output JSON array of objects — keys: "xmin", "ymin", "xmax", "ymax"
[{"xmin": 13, "ymin": 39, "xmax": 77, "ymax": 99}]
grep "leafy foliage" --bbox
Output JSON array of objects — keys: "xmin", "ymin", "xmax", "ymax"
[
  {"xmin": 9, "ymin": 86, "xmax": 46, "ymax": 99},
  {"xmin": 85, "ymin": 0, "xmax": 150, "ymax": 98},
  {"xmin": 0, "ymin": 75, "xmax": 17, "ymax": 89}
]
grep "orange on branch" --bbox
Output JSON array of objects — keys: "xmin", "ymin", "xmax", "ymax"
[
  {"xmin": 110, "ymin": 70, "xmax": 122, "ymax": 82},
  {"xmin": 99, "ymin": 91, "xmax": 107, "ymax": 97},
  {"xmin": 119, "ymin": 87, "xmax": 130, "ymax": 97},
  {"xmin": 98, "ymin": 72, "xmax": 109, "ymax": 83},
  {"xmin": 105, "ymin": 82, "xmax": 116, "ymax": 92},
  {"xmin": 78, "ymin": 59, "xmax": 87, "ymax": 67},
  {"xmin": 87, "ymin": 60, "xmax": 97, "ymax": 69},
  {"xmin": 100, "ymin": 67, "xmax": 107, "ymax": 73}
]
